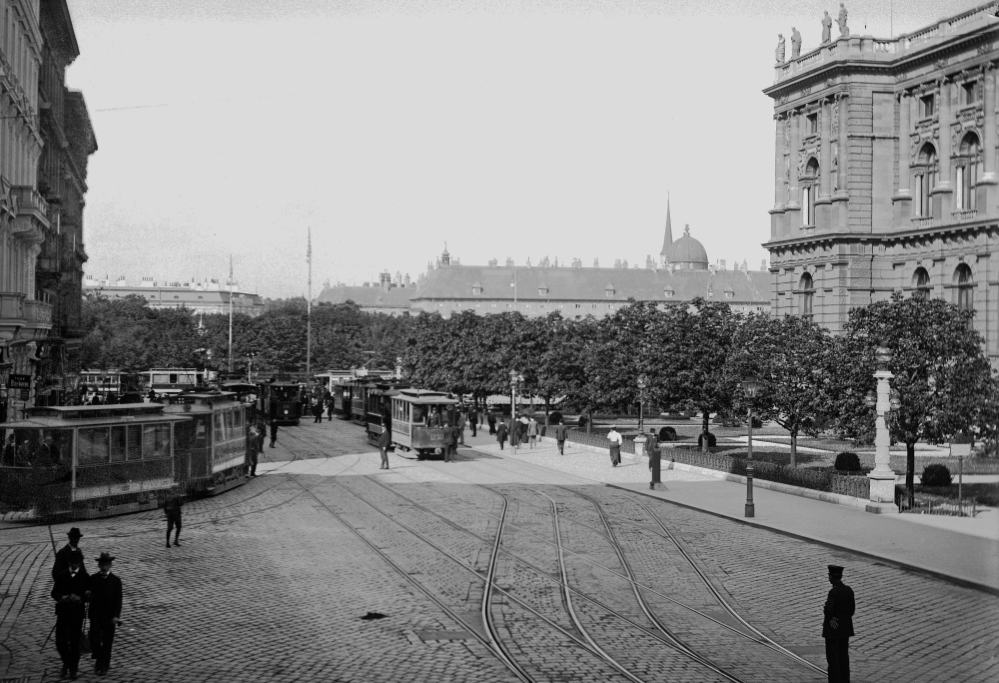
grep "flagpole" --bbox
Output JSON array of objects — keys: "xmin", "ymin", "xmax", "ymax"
[
  {"xmin": 228, "ymin": 255, "xmax": 234, "ymax": 375},
  {"xmin": 307, "ymin": 229, "xmax": 312, "ymax": 380}
]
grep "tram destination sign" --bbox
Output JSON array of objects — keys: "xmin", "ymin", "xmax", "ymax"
[{"xmin": 7, "ymin": 374, "xmax": 31, "ymax": 390}]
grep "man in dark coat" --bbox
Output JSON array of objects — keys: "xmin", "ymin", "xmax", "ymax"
[
  {"xmin": 269, "ymin": 418, "xmax": 279, "ymax": 448},
  {"xmin": 468, "ymin": 408, "xmax": 478, "ymax": 437},
  {"xmin": 88, "ymin": 552, "xmax": 123, "ymax": 676},
  {"xmin": 554, "ymin": 421, "xmax": 569, "ymax": 455},
  {"xmin": 51, "ymin": 550, "xmax": 89, "ymax": 679},
  {"xmin": 443, "ymin": 423, "xmax": 457, "ymax": 463},
  {"xmin": 496, "ymin": 420, "xmax": 508, "ymax": 450},
  {"xmin": 823, "ymin": 564, "xmax": 855, "ymax": 683},
  {"xmin": 487, "ymin": 412, "xmax": 496, "ymax": 435},
  {"xmin": 377, "ymin": 425, "xmax": 391, "ymax": 469},
  {"xmin": 312, "ymin": 399, "xmax": 323, "ymax": 423},
  {"xmin": 647, "ymin": 428, "xmax": 662, "ymax": 489},
  {"xmin": 52, "ymin": 528, "xmax": 86, "ymax": 580},
  {"xmin": 163, "ymin": 491, "xmax": 183, "ymax": 547}
]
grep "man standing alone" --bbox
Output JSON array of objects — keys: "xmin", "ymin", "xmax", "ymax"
[
  {"xmin": 269, "ymin": 418, "xmax": 279, "ymax": 448},
  {"xmin": 607, "ymin": 427, "xmax": 623, "ymax": 467},
  {"xmin": 377, "ymin": 424, "xmax": 391, "ymax": 470},
  {"xmin": 88, "ymin": 553, "xmax": 123, "ymax": 677},
  {"xmin": 554, "ymin": 421, "xmax": 568, "ymax": 455},
  {"xmin": 823, "ymin": 564, "xmax": 855, "ymax": 683},
  {"xmin": 51, "ymin": 550, "xmax": 88, "ymax": 679},
  {"xmin": 163, "ymin": 491, "xmax": 183, "ymax": 547}
]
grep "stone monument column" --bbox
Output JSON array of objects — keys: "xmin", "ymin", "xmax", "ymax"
[{"xmin": 867, "ymin": 368, "xmax": 899, "ymax": 513}]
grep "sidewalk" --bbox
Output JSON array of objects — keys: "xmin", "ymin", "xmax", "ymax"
[{"xmin": 460, "ymin": 429, "xmax": 999, "ymax": 593}]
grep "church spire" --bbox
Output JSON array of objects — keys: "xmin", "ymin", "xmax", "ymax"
[{"xmin": 660, "ymin": 193, "xmax": 673, "ymax": 259}]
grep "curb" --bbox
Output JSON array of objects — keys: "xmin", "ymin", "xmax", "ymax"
[{"xmin": 605, "ymin": 482, "xmax": 999, "ymax": 597}]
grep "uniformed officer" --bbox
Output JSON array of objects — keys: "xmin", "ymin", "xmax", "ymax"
[
  {"xmin": 88, "ymin": 552, "xmax": 123, "ymax": 677},
  {"xmin": 377, "ymin": 424, "xmax": 391, "ymax": 469},
  {"xmin": 823, "ymin": 564, "xmax": 855, "ymax": 683},
  {"xmin": 647, "ymin": 427, "xmax": 662, "ymax": 489},
  {"xmin": 52, "ymin": 528, "xmax": 86, "ymax": 580},
  {"xmin": 51, "ymin": 550, "xmax": 88, "ymax": 679}
]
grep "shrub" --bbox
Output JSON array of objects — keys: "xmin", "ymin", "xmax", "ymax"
[
  {"xmin": 578, "ymin": 414, "xmax": 588, "ymax": 429},
  {"xmin": 921, "ymin": 464, "xmax": 952, "ymax": 487},
  {"xmin": 658, "ymin": 426, "xmax": 678, "ymax": 442},
  {"xmin": 548, "ymin": 411, "xmax": 563, "ymax": 426},
  {"xmin": 834, "ymin": 452, "xmax": 861, "ymax": 472},
  {"xmin": 697, "ymin": 431, "xmax": 717, "ymax": 448}
]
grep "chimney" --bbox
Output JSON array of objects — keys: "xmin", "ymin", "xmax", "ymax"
[
  {"xmin": 116, "ymin": 275, "xmax": 126, "ymax": 285},
  {"xmin": 718, "ymin": 259, "xmax": 726, "ymax": 271},
  {"xmin": 761, "ymin": 259, "xmax": 768, "ymax": 271},
  {"xmin": 404, "ymin": 273, "xmax": 411, "ymax": 286},
  {"xmin": 380, "ymin": 271, "xmax": 391, "ymax": 290}
]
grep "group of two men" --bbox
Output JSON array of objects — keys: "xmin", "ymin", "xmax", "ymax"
[{"xmin": 50, "ymin": 528, "xmax": 123, "ymax": 679}]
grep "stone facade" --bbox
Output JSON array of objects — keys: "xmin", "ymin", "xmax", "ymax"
[
  {"xmin": 764, "ymin": 1, "xmax": 999, "ymax": 363},
  {"xmin": 0, "ymin": 0, "xmax": 95, "ymax": 419}
]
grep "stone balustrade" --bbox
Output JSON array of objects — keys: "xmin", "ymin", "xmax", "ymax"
[
  {"xmin": 0, "ymin": 291, "xmax": 26, "ymax": 319},
  {"xmin": 23, "ymin": 299, "xmax": 52, "ymax": 325}
]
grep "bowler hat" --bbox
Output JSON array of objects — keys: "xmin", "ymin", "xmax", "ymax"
[
  {"xmin": 67, "ymin": 527, "xmax": 83, "ymax": 538},
  {"xmin": 67, "ymin": 550, "xmax": 84, "ymax": 564},
  {"xmin": 828, "ymin": 564, "xmax": 844, "ymax": 576},
  {"xmin": 95, "ymin": 552, "xmax": 115, "ymax": 564}
]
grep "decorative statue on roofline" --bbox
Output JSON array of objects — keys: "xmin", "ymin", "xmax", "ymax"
[
  {"xmin": 838, "ymin": 3, "xmax": 849, "ymax": 38},
  {"xmin": 791, "ymin": 27, "xmax": 802, "ymax": 58},
  {"xmin": 775, "ymin": 33, "xmax": 785, "ymax": 63},
  {"xmin": 822, "ymin": 11, "xmax": 833, "ymax": 44}
]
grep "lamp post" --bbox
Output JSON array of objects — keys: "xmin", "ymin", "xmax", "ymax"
[
  {"xmin": 510, "ymin": 370, "xmax": 522, "ymax": 453},
  {"xmin": 740, "ymin": 375, "xmax": 760, "ymax": 518},
  {"xmin": 246, "ymin": 352, "xmax": 256, "ymax": 383},
  {"xmin": 637, "ymin": 374, "xmax": 647, "ymax": 433},
  {"xmin": 866, "ymin": 346, "xmax": 900, "ymax": 513}
]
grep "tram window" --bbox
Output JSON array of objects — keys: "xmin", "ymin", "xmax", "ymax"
[
  {"xmin": 215, "ymin": 413, "xmax": 225, "ymax": 442},
  {"xmin": 233, "ymin": 409, "xmax": 244, "ymax": 430},
  {"xmin": 412, "ymin": 405, "xmax": 425, "ymax": 424},
  {"xmin": 126, "ymin": 425, "xmax": 142, "ymax": 460},
  {"xmin": 142, "ymin": 424, "xmax": 170, "ymax": 459},
  {"xmin": 79, "ymin": 428, "xmax": 110, "ymax": 465},
  {"xmin": 224, "ymin": 410, "xmax": 234, "ymax": 436},
  {"xmin": 110, "ymin": 427, "xmax": 127, "ymax": 462}
]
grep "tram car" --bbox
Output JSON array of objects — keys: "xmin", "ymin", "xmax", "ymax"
[
  {"xmin": 363, "ymin": 380, "xmax": 410, "ymax": 443},
  {"xmin": 350, "ymin": 379, "xmax": 376, "ymax": 426},
  {"xmin": 257, "ymin": 381, "xmax": 303, "ymax": 425},
  {"xmin": 161, "ymin": 392, "xmax": 250, "ymax": 496},
  {"xmin": 332, "ymin": 383, "xmax": 351, "ymax": 419},
  {"xmin": 388, "ymin": 389, "xmax": 459, "ymax": 459},
  {"xmin": 146, "ymin": 368, "xmax": 216, "ymax": 397}
]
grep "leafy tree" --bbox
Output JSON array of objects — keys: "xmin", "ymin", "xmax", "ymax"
[
  {"xmin": 832, "ymin": 293, "xmax": 993, "ymax": 506},
  {"xmin": 727, "ymin": 314, "xmax": 833, "ymax": 466}
]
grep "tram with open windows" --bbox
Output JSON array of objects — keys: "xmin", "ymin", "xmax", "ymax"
[
  {"xmin": 362, "ymin": 380, "xmax": 410, "ymax": 443},
  {"xmin": 388, "ymin": 389, "xmax": 459, "ymax": 459},
  {"xmin": 146, "ymin": 368, "xmax": 216, "ymax": 397}
]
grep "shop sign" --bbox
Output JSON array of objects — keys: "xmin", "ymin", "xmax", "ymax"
[
  {"xmin": 7, "ymin": 374, "xmax": 31, "ymax": 390},
  {"xmin": 19, "ymin": 389, "xmax": 29, "ymax": 400}
]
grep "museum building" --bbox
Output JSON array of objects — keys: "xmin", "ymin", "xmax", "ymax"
[{"xmin": 765, "ymin": 2, "xmax": 999, "ymax": 361}]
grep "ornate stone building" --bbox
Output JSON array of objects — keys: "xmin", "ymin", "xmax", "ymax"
[
  {"xmin": 83, "ymin": 275, "xmax": 266, "ymax": 317},
  {"xmin": 765, "ymin": 2, "xmax": 999, "ymax": 362},
  {"xmin": 0, "ymin": 0, "xmax": 94, "ymax": 418}
]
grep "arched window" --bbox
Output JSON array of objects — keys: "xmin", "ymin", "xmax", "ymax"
[
  {"xmin": 914, "ymin": 143, "xmax": 938, "ymax": 218},
  {"xmin": 912, "ymin": 267, "xmax": 930, "ymax": 299},
  {"xmin": 802, "ymin": 158, "xmax": 820, "ymax": 227},
  {"xmin": 955, "ymin": 264, "xmax": 974, "ymax": 312},
  {"xmin": 799, "ymin": 272, "xmax": 814, "ymax": 320},
  {"xmin": 955, "ymin": 133, "xmax": 982, "ymax": 213}
]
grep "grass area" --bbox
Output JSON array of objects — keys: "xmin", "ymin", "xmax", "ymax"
[{"xmin": 907, "ymin": 483, "xmax": 999, "ymax": 507}]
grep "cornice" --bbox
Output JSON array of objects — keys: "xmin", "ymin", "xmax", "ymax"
[{"xmin": 764, "ymin": 221, "xmax": 999, "ymax": 251}]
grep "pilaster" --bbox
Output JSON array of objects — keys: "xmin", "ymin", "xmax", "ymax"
[
  {"xmin": 893, "ymin": 92, "xmax": 913, "ymax": 226},
  {"xmin": 931, "ymin": 78, "xmax": 954, "ymax": 218}
]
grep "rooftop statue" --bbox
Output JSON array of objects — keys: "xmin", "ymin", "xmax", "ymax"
[
  {"xmin": 838, "ymin": 3, "xmax": 849, "ymax": 38},
  {"xmin": 822, "ymin": 11, "xmax": 832, "ymax": 44},
  {"xmin": 775, "ymin": 33, "xmax": 785, "ymax": 63},
  {"xmin": 791, "ymin": 27, "xmax": 802, "ymax": 58}
]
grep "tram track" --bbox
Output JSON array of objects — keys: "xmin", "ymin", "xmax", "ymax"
[{"xmin": 398, "ymin": 454, "xmax": 826, "ymax": 680}]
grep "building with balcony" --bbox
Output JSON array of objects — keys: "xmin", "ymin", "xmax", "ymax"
[
  {"xmin": 83, "ymin": 275, "xmax": 266, "ymax": 317},
  {"xmin": 764, "ymin": 1, "xmax": 999, "ymax": 362}
]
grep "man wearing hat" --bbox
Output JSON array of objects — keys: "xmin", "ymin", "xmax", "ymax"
[
  {"xmin": 87, "ymin": 553, "xmax": 123, "ymax": 676},
  {"xmin": 52, "ymin": 528, "xmax": 86, "ymax": 580},
  {"xmin": 823, "ymin": 564, "xmax": 855, "ymax": 683},
  {"xmin": 51, "ymin": 550, "xmax": 89, "ymax": 679}
]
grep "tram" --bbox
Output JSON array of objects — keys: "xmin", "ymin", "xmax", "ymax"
[
  {"xmin": 388, "ymin": 389, "xmax": 459, "ymax": 459},
  {"xmin": 363, "ymin": 380, "xmax": 410, "ymax": 443},
  {"xmin": 350, "ymin": 380, "xmax": 375, "ymax": 426},
  {"xmin": 332, "ymin": 383, "xmax": 351, "ymax": 419},
  {"xmin": 162, "ymin": 392, "xmax": 250, "ymax": 496},
  {"xmin": 146, "ymin": 368, "xmax": 215, "ymax": 397},
  {"xmin": 257, "ymin": 381, "xmax": 303, "ymax": 425}
]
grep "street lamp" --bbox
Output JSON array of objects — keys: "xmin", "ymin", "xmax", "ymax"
[
  {"xmin": 247, "ymin": 352, "xmax": 256, "ymax": 383},
  {"xmin": 867, "ymin": 345, "xmax": 899, "ymax": 513},
  {"xmin": 637, "ymin": 374, "xmax": 647, "ymax": 433},
  {"xmin": 509, "ymin": 370, "xmax": 523, "ymax": 453},
  {"xmin": 740, "ymin": 375, "xmax": 760, "ymax": 518}
]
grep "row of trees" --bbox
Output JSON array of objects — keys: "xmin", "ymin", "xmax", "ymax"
[
  {"xmin": 403, "ymin": 295, "xmax": 994, "ymax": 505},
  {"xmin": 81, "ymin": 292, "xmax": 995, "ymax": 504}
]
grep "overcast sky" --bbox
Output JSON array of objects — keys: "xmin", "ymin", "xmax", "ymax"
[{"xmin": 67, "ymin": 0, "xmax": 980, "ymax": 298}]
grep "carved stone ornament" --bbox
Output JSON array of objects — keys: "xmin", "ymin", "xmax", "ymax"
[
  {"xmin": 831, "ymin": 100, "xmax": 839, "ymax": 138},
  {"xmin": 784, "ymin": 117, "xmax": 791, "ymax": 147},
  {"xmin": 934, "ymin": 58, "xmax": 948, "ymax": 70},
  {"xmin": 979, "ymin": 43, "xmax": 995, "ymax": 56}
]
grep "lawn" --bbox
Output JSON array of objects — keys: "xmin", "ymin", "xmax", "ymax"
[{"xmin": 907, "ymin": 482, "xmax": 999, "ymax": 507}]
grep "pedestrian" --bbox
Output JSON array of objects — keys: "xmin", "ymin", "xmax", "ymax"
[
  {"xmin": 510, "ymin": 417, "xmax": 520, "ymax": 448},
  {"xmin": 456, "ymin": 410, "xmax": 466, "ymax": 445},
  {"xmin": 496, "ymin": 420, "xmax": 508, "ymax": 450},
  {"xmin": 527, "ymin": 417, "xmax": 538, "ymax": 449},
  {"xmin": 823, "ymin": 565, "xmax": 855, "ymax": 683},
  {"xmin": 607, "ymin": 426, "xmax": 623, "ymax": 467},
  {"xmin": 326, "ymin": 396, "xmax": 334, "ymax": 421},
  {"xmin": 312, "ymin": 399, "xmax": 323, "ymax": 424},
  {"xmin": 87, "ymin": 552, "xmax": 123, "ymax": 677},
  {"xmin": 487, "ymin": 412, "xmax": 496, "ymax": 435},
  {"xmin": 554, "ymin": 420, "xmax": 568, "ymax": 455},
  {"xmin": 269, "ymin": 418, "xmax": 279, "ymax": 448},
  {"xmin": 250, "ymin": 422, "xmax": 265, "ymax": 476},
  {"xmin": 377, "ymin": 424, "xmax": 391, "ymax": 469},
  {"xmin": 469, "ymin": 408, "xmax": 478, "ymax": 437},
  {"xmin": 442, "ymin": 422, "xmax": 455, "ymax": 462},
  {"xmin": 163, "ymin": 490, "xmax": 183, "ymax": 547},
  {"xmin": 648, "ymin": 428, "xmax": 662, "ymax": 489},
  {"xmin": 51, "ymin": 549, "xmax": 89, "ymax": 680},
  {"xmin": 53, "ymin": 527, "xmax": 87, "ymax": 580}
]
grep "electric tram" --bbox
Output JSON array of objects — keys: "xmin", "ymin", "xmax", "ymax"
[
  {"xmin": 362, "ymin": 380, "xmax": 410, "ymax": 443},
  {"xmin": 388, "ymin": 389, "xmax": 459, "ymax": 459},
  {"xmin": 257, "ymin": 381, "xmax": 303, "ymax": 425}
]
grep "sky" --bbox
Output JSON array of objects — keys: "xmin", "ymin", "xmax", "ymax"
[{"xmin": 66, "ymin": 0, "xmax": 983, "ymax": 298}]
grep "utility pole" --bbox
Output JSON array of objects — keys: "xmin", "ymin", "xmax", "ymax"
[
  {"xmin": 306, "ymin": 228, "xmax": 312, "ymax": 379},
  {"xmin": 228, "ymin": 255, "xmax": 234, "ymax": 375}
]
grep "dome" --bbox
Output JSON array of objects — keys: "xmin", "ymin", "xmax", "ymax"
[{"xmin": 665, "ymin": 225, "xmax": 708, "ymax": 270}]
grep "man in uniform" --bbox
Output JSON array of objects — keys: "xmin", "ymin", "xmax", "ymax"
[
  {"xmin": 443, "ymin": 422, "xmax": 456, "ymax": 463},
  {"xmin": 51, "ymin": 550, "xmax": 88, "ymax": 679},
  {"xmin": 377, "ymin": 424, "xmax": 391, "ymax": 469},
  {"xmin": 647, "ymin": 428, "xmax": 662, "ymax": 489},
  {"xmin": 823, "ymin": 564, "xmax": 855, "ymax": 683},
  {"xmin": 52, "ymin": 528, "xmax": 86, "ymax": 580},
  {"xmin": 88, "ymin": 552, "xmax": 123, "ymax": 677}
]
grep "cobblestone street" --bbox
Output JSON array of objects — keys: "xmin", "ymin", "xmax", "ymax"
[{"xmin": 1, "ymin": 417, "xmax": 996, "ymax": 682}]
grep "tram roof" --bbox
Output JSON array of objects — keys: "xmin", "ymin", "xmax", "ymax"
[
  {"xmin": 3, "ymin": 404, "xmax": 191, "ymax": 429},
  {"xmin": 394, "ymin": 389, "xmax": 458, "ymax": 405}
]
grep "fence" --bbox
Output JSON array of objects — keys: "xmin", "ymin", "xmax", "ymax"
[
  {"xmin": 565, "ymin": 429, "xmax": 635, "ymax": 454},
  {"xmin": 895, "ymin": 488, "xmax": 979, "ymax": 517},
  {"xmin": 663, "ymin": 446, "xmax": 871, "ymax": 499}
]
